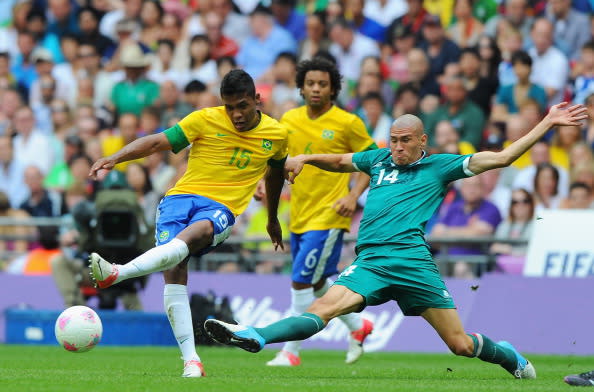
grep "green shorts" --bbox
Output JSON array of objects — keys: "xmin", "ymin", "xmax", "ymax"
[{"xmin": 335, "ymin": 244, "xmax": 455, "ymax": 316}]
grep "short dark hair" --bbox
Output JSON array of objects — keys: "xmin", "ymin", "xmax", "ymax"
[
  {"xmin": 296, "ymin": 57, "xmax": 342, "ymax": 101},
  {"xmin": 157, "ymin": 39, "xmax": 175, "ymax": 52},
  {"xmin": 395, "ymin": 82, "xmax": 420, "ymax": 100},
  {"xmin": 216, "ymin": 56, "xmax": 237, "ymax": 69},
  {"xmin": 511, "ymin": 50, "xmax": 532, "ymax": 67},
  {"xmin": 460, "ymin": 47, "xmax": 480, "ymax": 60},
  {"xmin": 184, "ymin": 79, "xmax": 207, "ymax": 94},
  {"xmin": 570, "ymin": 181, "xmax": 592, "ymax": 194},
  {"xmin": 275, "ymin": 51, "xmax": 297, "ymax": 66},
  {"xmin": 361, "ymin": 91, "xmax": 384, "ymax": 106},
  {"xmin": 582, "ymin": 40, "xmax": 594, "ymax": 52},
  {"xmin": 220, "ymin": 69, "xmax": 256, "ymax": 98}
]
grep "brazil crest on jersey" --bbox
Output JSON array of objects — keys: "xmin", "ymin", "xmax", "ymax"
[
  {"xmin": 351, "ymin": 149, "xmax": 475, "ymax": 252},
  {"xmin": 164, "ymin": 106, "xmax": 288, "ymax": 216}
]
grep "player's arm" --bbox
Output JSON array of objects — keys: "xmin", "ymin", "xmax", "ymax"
[
  {"xmin": 89, "ymin": 132, "xmax": 172, "ymax": 180},
  {"xmin": 285, "ymin": 153, "xmax": 356, "ymax": 184},
  {"xmin": 264, "ymin": 162, "xmax": 286, "ymax": 251},
  {"xmin": 467, "ymin": 102, "xmax": 587, "ymax": 175}
]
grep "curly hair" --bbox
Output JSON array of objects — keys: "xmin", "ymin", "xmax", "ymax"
[{"xmin": 295, "ymin": 57, "xmax": 342, "ymax": 101}]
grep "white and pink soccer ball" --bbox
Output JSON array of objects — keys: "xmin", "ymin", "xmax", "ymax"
[{"xmin": 55, "ymin": 306, "xmax": 103, "ymax": 353}]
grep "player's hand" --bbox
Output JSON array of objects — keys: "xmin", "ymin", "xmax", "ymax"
[
  {"xmin": 284, "ymin": 156, "xmax": 305, "ymax": 184},
  {"xmin": 546, "ymin": 102, "xmax": 589, "ymax": 127},
  {"xmin": 266, "ymin": 218, "xmax": 284, "ymax": 251},
  {"xmin": 333, "ymin": 194, "xmax": 358, "ymax": 217},
  {"xmin": 253, "ymin": 179, "xmax": 266, "ymax": 201},
  {"xmin": 89, "ymin": 157, "xmax": 116, "ymax": 180}
]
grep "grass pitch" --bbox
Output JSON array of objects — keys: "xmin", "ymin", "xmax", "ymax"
[{"xmin": 0, "ymin": 345, "xmax": 590, "ymax": 392}]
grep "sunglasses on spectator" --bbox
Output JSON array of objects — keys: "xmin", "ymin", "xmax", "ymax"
[{"xmin": 511, "ymin": 198, "xmax": 531, "ymax": 205}]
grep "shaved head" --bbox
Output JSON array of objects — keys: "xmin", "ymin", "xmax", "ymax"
[{"xmin": 392, "ymin": 114, "xmax": 424, "ymax": 136}]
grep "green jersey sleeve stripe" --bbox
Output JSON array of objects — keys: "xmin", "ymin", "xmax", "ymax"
[
  {"xmin": 352, "ymin": 161, "xmax": 361, "ymax": 172},
  {"xmin": 268, "ymin": 155, "xmax": 287, "ymax": 168},
  {"xmin": 164, "ymin": 124, "xmax": 190, "ymax": 153},
  {"xmin": 463, "ymin": 155, "xmax": 476, "ymax": 176}
]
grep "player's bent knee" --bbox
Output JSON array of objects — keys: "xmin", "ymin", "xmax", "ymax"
[
  {"xmin": 308, "ymin": 297, "xmax": 344, "ymax": 323},
  {"xmin": 447, "ymin": 337, "xmax": 474, "ymax": 357}
]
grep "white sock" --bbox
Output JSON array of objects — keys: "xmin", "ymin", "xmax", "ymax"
[
  {"xmin": 282, "ymin": 287, "xmax": 315, "ymax": 356},
  {"xmin": 116, "ymin": 238, "xmax": 189, "ymax": 283},
  {"xmin": 315, "ymin": 278, "xmax": 363, "ymax": 332},
  {"xmin": 164, "ymin": 284, "xmax": 200, "ymax": 362}
]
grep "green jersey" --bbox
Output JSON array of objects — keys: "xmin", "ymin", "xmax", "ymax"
[{"xmin": 352, "ymin": 149, "xmax": 474, "ymax": 253}]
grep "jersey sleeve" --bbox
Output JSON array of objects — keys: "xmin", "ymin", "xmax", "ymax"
[
  {"xmin": 434, "ymin": 153, "xmax": 476, "ymax": 183},
  {"xmin": 352, "ymin": 149, "xmax": 384, "ymax": 175},
  {"xmin": 268, "ymin": 134, "xmax": 288, "ymax": 168},
  {"xmin": 348, "ymin": 115, "xmax": 377, "ymax": 152},
  {"xmin": 177, "ymin": 111, "xmax": 205, "ymax": 143}
]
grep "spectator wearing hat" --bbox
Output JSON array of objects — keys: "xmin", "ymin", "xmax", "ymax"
[
  {"xmin": 103, "ymin": 18, "xmax": 151, "ymax": 70},
  {"xmin": 110, "ymin": 43, "xmax": 159, "ymax": 117},
  {"xmin": 418, "ymin": 14, "xmax": 461, "ymax": 80},
  {"xmin": 387, "ymin": 24, "xmax": 416, "ymax": 83},
  {"xmin": 236, "ymin": 5, "xmax": 297, "ymax": 81}
]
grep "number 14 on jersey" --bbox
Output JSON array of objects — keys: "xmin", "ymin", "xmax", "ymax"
[{"xmin": 377, "ymin": 169, "xmax": 399, "ymax": 184}]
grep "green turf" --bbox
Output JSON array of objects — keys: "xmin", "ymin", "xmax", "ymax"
[{"xmin": 0, "ymin": 345, "xmax": 591, "ymax": 392}]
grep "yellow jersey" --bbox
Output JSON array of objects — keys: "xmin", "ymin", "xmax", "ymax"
[
  {"xmin": 503, "ymin": 140, "xmax": 532, "ymax": 169},
  {"xmin": 102, "ymin": 135, "xmax": 144, "ymax": 171},
  {"xmin": 165, "ymin": 107, "xmax": 288, "ymax": 216},
  {"xmin": 282, "ymin": 105, "xmax": 375, "ymax": 233}
]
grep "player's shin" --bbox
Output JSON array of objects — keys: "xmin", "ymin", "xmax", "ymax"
[
  {"xmin": 255, "ymin": 313, "xmax": 325, "ymax": 344},
  {"xmin": 467, "ymin": 333, "xmax": 517, "ymax": 373},
  {"xmin": 116, "ymin": 238, "xmax": 189, "ymax": 282},
  {"xmin": 282, "ymin": 287, "xmax": 315, "ymax": 355},
  {"xmin": 164, "ymin": 284, "xmax": 201, "ymax": 362}
]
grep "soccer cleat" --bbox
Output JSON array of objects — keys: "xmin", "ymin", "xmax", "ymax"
[
  {"xmin": 345, "ymin": 318, "xmax": 374, "ymax": 364},
  {"xmin": 89, "ymin": 253, "xmax": 119, "ymax": 289},
  {"xmin": 564, "ymin": 370, "xmax": 594, "ymax": 386},
  {"xmin": 204, "ymin": 319, "xmax": 265, "ymax": 353},
  {"xmin": 182, "ymin": 360, "xmax": 205, "ymax": 378},
  {"xmin": 497, "ymin": 341, "xmax": 536, "ymax": 379},
  {"xmin": 266, "ymin": 351, "xmax": 301, "ymax": 367}
]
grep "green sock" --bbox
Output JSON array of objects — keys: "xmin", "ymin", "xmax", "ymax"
[
  {"xmin": 254, "ymin": 313, "xmax": 325, "ymax": 344},
  {"xmin": 467, "ymin": 333, "xmax": 518, "ymax": 373}
]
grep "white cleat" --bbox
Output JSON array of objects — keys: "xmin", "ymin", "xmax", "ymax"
[
  {"xmin": 182, "ymin": 360, "xmax": 205, "ymax": 378},
  {"xmin": 514, "ymin": 361, "xmax": 536, "ymax": 379},
  {"xmin": 89, "ymin": 252, "xmax": 119, "ymax": 289},
  {"xmin": 345, "ymin": 318, "xmax": 374, "ymax": 364},
  {"xmin": 266, "ymin": 351, "xmax": 301, "ymax": 367}
]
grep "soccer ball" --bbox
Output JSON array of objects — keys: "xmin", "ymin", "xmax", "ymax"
[{"xmin": 55, "ymin": 306, "xmax": 103, "ymax": 353}]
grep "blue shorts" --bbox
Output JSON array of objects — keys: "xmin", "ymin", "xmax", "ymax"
[
  {"xmin": 155, "ymin": 194, "xmax": 235, "ymax": 256},
  {"xmin": 290, "ymin": 229, "xmax": 344, "ymax": 284}
]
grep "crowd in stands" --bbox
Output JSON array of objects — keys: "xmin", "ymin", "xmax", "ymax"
[{"xmin": 0, "ymin": 0, "xmax": 594, "ymax": 281}]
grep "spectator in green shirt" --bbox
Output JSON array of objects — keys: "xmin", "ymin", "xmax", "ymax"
[{"xmin": 110, "ymin": 43, "xmax": 159, "ymax": 117}]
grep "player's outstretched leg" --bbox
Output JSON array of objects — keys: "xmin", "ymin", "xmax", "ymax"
[
  {"xmin": 89, "ymin": 238, "xmax": 189, "ymax": 288},
  {"xmin": 313, "ymin": 278, "xmax": 374, "ymax": 364},
  {"xmin": 205, "ymin": 312, "xmax": 326, "ymax": 353}
]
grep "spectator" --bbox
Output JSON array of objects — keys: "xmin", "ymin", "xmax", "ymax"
[
  {"xmin": 101, "ymin": 113, "xmax": 142, "ymax": 172},
  {"xmin": 26, "ymin": 8, "xmax": 64, "ymax": 64},
  {"xmin": 0, "ymin": 87, "xmax": 23, "ymax": 136},
  {"xmin": 502, "ymin": 114, "xmax": 532, "ymax": 169},
  {"xmin": 582, "ymin": 93, "xmax": 594, "ymax": 148},
  {"xmin": 44, "ymin": 134, "xmax": 84, "ymax": 192},
  {"xmin": 418, "ymin": 14, "xmax": 461, "ymax": 80},
  {"xmin": 20, "ymin": 165, "xmax": 62, "ymax": 217},
  {"xmin": 483, "ymin": 0, "xmax": 533, "ymax": 39},
  {"xmin": 144, "ymin": 151, "xmax": 176, "ymax": 197},
  {"xmin": 545, "ymin": 0, "xmax": 590, "ymax": 60},
  {"xmin": 344, "ymin": 0, "xmax": 386, "ymax": 43},
  {"xmin": 328, "ymin": 17, "xmax": 380, "ymax": 83},
  {"xmin": 0, "ymin": 190, "xmax": 32, "ymax": 267},
  {"xmin": 0, "ymin": 135, "xmax": 28, "ymax": 208},
  {"xmin": 497, "ymin": 28, "xmax": 524, "ymax": 87},
  {"xmin": 560, "ymin": 181, "xmax": 593, "ymax": 209},
  {"xmin": 12, "ymin": 106, "xmax": 55, "ymax": 174},
  {"xmin": 0, "ymin": 0, "xmax": 31, "ymax": 60},
  {"xmin": 386, "ymin": 0, "xmax": 427, "ymax": 44},
  {"xmin": 29, "ymin": 48, "xmax": 72, "ymax": 114},
  {"xmin": 187, "ymin": 0, "xmax": 250, "ymax": 46},
  {"xmin": 156, "ymin": 80, "xmax": 192, "ymax": 129},
  {"xmin": 0, "ymin": 52, "xmax": 15, "ymax": 90},
  {"xmin": 549, "ymin": 125, "xmax": 583, "ymax": 171},
  {"xmin": 363, "ymin": 0, "xmax": 408, "ymax": 28},
  {"xmin": 572, "ymin": 41, "xmax": 594, "ymax": 105},
  {"xmin": 270, "ymin": 0, "xmax": 306, "ymax": 42},
  {"xmin": 405, "ymin": 48, "xmax": 440, "ymax": 99},
  {"xmin": 76, "ymin": 43, "xmax": 115, "ymax": 111},
  {"xmin": 447, "ymin": 0, "xmax": 484, "ymax": 48},
  {"xmin": 569, "ymin": 141, "xmax": 594, "ymax": 171},
  {"xmin": 431, "ymin": 174, "xmax": 502, "ymax": 279},
  {"xmin": 477, "ymin": 34, "xmax": 502, "ymax": 86},
  {"xmin": 386, "ymin": 24, "xmax": 416, "ymax": 84},
  {"xmin": 459, "ymin": 47, "xmax": 498, "ymax": 116},
  {"xmin": 139, "ymin": 0, "xmax": 163, "ymax": 51},
  {"xmin": 236, "ymin": 5, "xmax": 297, "ymax": 81},
  {"xmin": 392, "ymin": 82, "xmax": 422, "ymax": 119},
  {"xmin": 47, "ymin": 0, "xmax": 80, "ymax": 38},
  {"xmin": 125, "ymin": 162, "xmax": 160, "ymax": 224},
  {"xmin": 513, "ymin": 140, "xmax": 570, "ymax": 197},
  {"xmin": 423, "ymin": 75, "xmax": 486, "ymax": 150},
  {"xmin": 360, "ymin": 92, "xmax": 392, "ymax": 148},
  {"xmin": 110, "ymin": 43, "xmax": 159, "ymax": 117},
  {"xmin": 532, "ymin": 162, "xmax": 563, "ymax": 213},
  {"xmin": 489, "ymin": 188, "xmax": 534, "ymax": 274},
  {"xmin": 433, "ymin": 119, "xmax": 476, "ymax": 155},
  {"xmin": 527, "ymin": 18, "xmax": 569, "ymax": 106},
  {"xmin": 99, "ymin": 0, "xmax": 142, "ymax": 41},
  {"xmin": 11, "ymin": 30, "xmax": 38, "ymax": 95},
  {"xmin": 203, "ymin": 10, "xmax": 239, "ymax": 61},
  {"xmin": 139, "ymin": 106, "xmax": 163, "ymax": 135},
  {"xmin": 102, "ymin": 18, "xmax": 146, "ymax": 71},
  {"xmin": 77, "ymin": 6, "xmax": 113, "ymax": 57},
  {"xmin": 188, "ymin": 34, "xmax": 218, "ymax": 86},
  {"xmin": 298, "ymin": 11, "xmax": 331, "ymax": 62},
  {"xmin": 492, "ymin": 50, "xmax": 547, "ymax": 121},
  {"xmin": 183, "ymin": 79, "xmax": 207, "ymax": 110}
]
